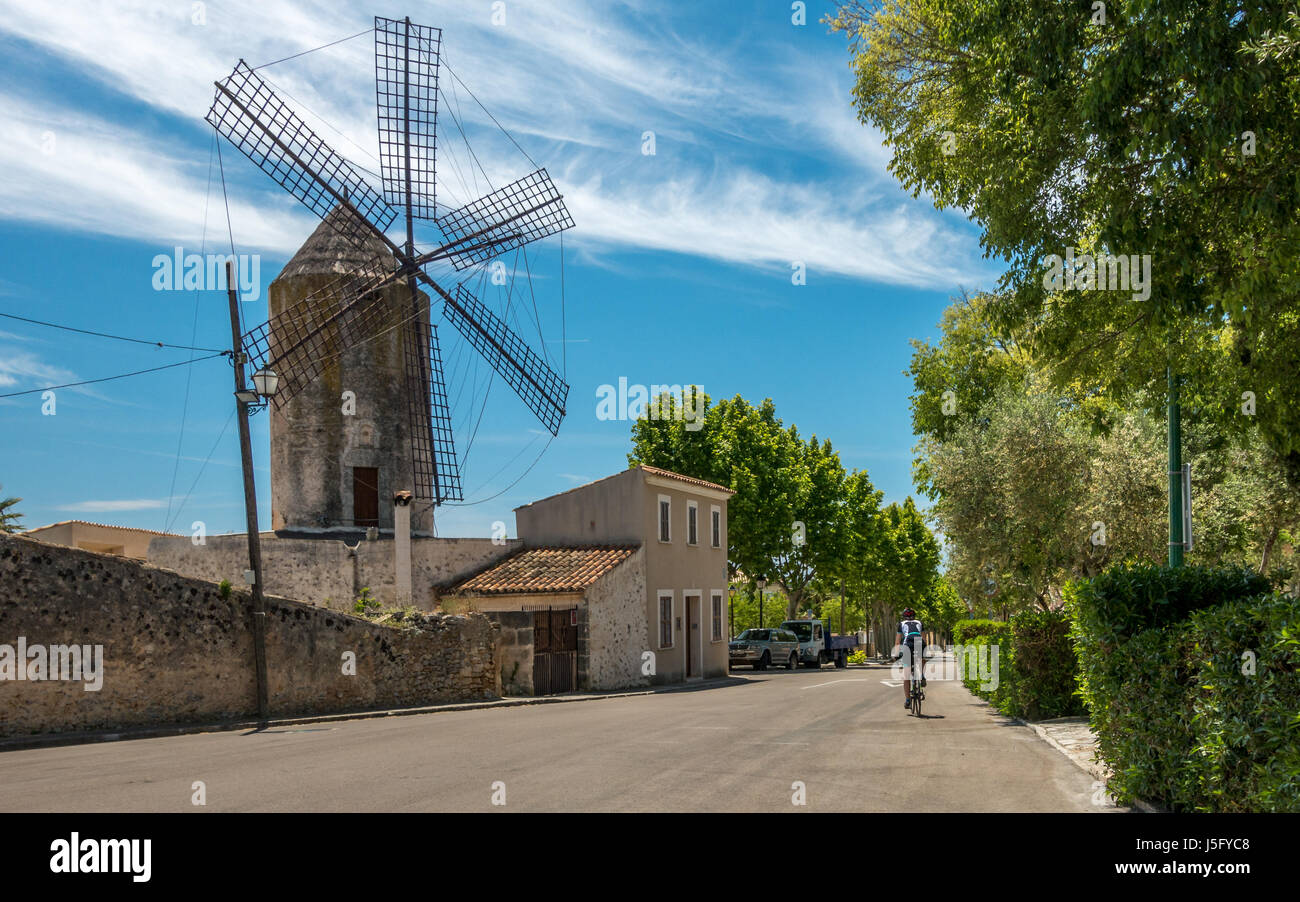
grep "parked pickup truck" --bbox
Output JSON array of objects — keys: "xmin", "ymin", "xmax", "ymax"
[{"xmin": 780, "ymin": 619, "xmax": 859, "ymax": 669}]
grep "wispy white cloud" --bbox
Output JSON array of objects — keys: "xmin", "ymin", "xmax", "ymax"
[
  {"xmin": 56, "ymin": 498, "xmax": 171, "ymax": 513},
  {"xmin": 0, "ymin": 0, "xmax": 991, "ymax": 289},
  {"xmin": 0, "ymin": 346, "xmax": 78, "ymax": 389}
]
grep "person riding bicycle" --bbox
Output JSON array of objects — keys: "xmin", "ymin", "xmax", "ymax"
[{"xmin": 894, "ymin": 608, "xmax": 926, "ymax": 710}]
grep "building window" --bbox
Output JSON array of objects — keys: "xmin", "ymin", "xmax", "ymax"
[
  {"xmin": 710, "ymin": 505, "xmax": 721, "ymax": 548},
  {"xmin": 711, "ymin": 591, "xmax": 723, "ymax": 641},
  {"xmin": 687, "ymin": 500, "xmax": 698, "ymax": 545},
  {"xmin": 659, "ymin": 593, "xmax": 674, "ymax": 648},
  {"xmin": 658, "ymin": 495, "xmax": 671, "ymax": 543}
]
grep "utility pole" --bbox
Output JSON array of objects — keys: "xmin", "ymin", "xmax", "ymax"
[
  {"xmin": 226, "ymin": 260, "xmax": 270, "ymax": 720},
  {"xmin": 1168, "ymin": 367, "xmax": 1184, "ymax": 568}
]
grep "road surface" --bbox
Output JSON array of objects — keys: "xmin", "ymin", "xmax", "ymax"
[{"xmin": 0, "ymin": 660, "xmax": 1115, "ymax": 812}]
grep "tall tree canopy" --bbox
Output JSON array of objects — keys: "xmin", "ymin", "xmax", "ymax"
[
  {"xmin": 830, "ymin": 1, "xmax": 1300, "ymax": 484},
  {"xmin": 629, "ymin": 391, "xmax": 939, "ymax": 623}
]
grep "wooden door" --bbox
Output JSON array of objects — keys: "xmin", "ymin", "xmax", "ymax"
[{"xmin": 353, "ymin": 466, "xmax": 379, "ymax": 527}]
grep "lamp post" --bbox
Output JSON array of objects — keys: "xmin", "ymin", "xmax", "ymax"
[
  {"xmin": 756, "ymin": 575, "xmax": 768, "ymax": 629},
  {"xmin": 226, "ymin": 260, "xmax": 278, "ymax": 721}
]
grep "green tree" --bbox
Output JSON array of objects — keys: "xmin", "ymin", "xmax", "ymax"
[
  {"xmin": 630, "ymin": 391, "xmax": 856, "ymax": 619},
  {"xmin": 0, "ymin": 485, "xmax": 23, "ymax": 534},
  {"xmin": 925, "ymin": 386, "xmax": 1093, "ymax": 610},
  {"xmin": 727, "ymin": 586, "xmax": 793, "ymax": 636},
  {"xmin": 917, "ymin": 576, "xmax": 966, "ymax": 644},
  {"xmin": 829, "ymin": 0, "xmax": 1300, "ymax": 484}
]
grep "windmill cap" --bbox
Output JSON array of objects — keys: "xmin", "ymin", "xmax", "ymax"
[{"xmin": 274, "ymin": 204, "xmax": 396, "ymax": 281}]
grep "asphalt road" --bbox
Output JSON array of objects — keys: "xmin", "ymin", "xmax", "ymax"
[{"xmin": 0, "ymin": 660, "xmax": 1116, "ymax": 812}]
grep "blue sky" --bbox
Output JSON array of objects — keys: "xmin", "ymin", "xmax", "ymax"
[{"xmin": 0, "ymin": 0, "xmax": 996, "ymax": 538}]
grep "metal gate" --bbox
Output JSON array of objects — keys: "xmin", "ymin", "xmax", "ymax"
[{"xmin": 533, "ymin": 608, "xmax": 577, "ymax": 695}]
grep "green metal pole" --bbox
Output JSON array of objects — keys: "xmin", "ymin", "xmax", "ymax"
[{"xmin": 1168, "ymin": 367, "xmax": 1184, "ymax": 568}]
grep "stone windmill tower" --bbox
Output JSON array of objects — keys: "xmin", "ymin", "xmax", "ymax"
[
  {"xmin": 207, "ymin": 16, "xmax": 574, "ymax": 543},
  {"xmin": 268, "ymin": 207, "xmax": 430, "ymax": 536}
]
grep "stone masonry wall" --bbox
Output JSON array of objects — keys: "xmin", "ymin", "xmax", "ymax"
[
  {"xmin": 485, "ymin": 610, "xmax": 533, "ymax": 696},
  {"xmin": 0, "ymin": 534, "xmax": 498, "ymax": 739},
  {"xmin": 584, "ymin": 547, "xmax": 649, "ymax": 691},
  {"xmin": 147, "ymin": 534, "xmax": 521, "ymax": 611}
]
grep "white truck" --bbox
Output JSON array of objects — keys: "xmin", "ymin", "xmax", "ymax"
[{"xmin": 780, "ymin": 618, "xmax": 859, "ymax": 669}]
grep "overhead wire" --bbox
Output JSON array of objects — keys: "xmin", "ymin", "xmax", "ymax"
[
  {"xmin": 0, "ymin": 354, "xmax": 228, "ymax": 399},
  {"xmin": 251, "ymin": 27, "xmax": 373, "ymax": 71},
  {"xmin": 164, "ymin": 408, "xmax": 238, "ymax": 534},
  {"xmin": 166, "ymin": 131, "xmax": 218, "ymax": 531},
  {"xmin": 0, "ymin": 312, "xmax": 225, "ymax": 354}
]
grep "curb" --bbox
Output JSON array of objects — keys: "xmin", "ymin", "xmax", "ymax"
[
  {"xmin": 1014, "ymin": 715, "xmax": 1168, "ymax": 812},
  {"xmin": 0, "ymin": 675, "xmax": 738, "ymax": 753},
  {"xmin": 1020, "ymin": 719, "xmax": 1109, "ymax": 783}
]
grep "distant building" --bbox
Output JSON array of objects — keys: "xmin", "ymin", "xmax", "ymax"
[{"xmin": 22, "ymin": 521, "xmax": 179, "ymax": 561}]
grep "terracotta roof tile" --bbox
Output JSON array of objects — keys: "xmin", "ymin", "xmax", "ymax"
[
  {"xmin": 22, "ymin": 520, "xmax": 181, "ymax": 538},
  {"xmin": 449, "ymin": 545, "xmax": 638, "ymax": 596}
]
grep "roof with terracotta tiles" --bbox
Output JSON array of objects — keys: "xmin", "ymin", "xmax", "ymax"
[
  {"xmin": 447, "ymin": 545, "xmax": 639, "ymax": 596},
  {"xmin": 23, "ymin": 520, "xmax": 181, "ymax": 538}
]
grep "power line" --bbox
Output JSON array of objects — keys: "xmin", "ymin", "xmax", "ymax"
[
  {"xmin": 251, "ymin": 27, "xmax": 373, "ymax": 71},
  {"xmin": 165, "ymin": 408, "xmax": 237, "ymax": 535},
  {"xmin": 446, "ymin": 433, "xmax": 553, "ymax": 506},
  {"xmin": 0, "ymin": 312, "xmax": 226, "ymax": 353},
  {"xmin": 167, "ymin": 131, "xmax": 218, "ymax": 531},
  {"xmin": 442, "ymin": 57, "xmax": 539, "ymax": 170},
  {"xmin": 0, "ymin": 353, "xmax": 228, "ymax": 398}
]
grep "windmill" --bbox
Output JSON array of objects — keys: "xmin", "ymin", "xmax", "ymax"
[{"xmin": 205, "ymin": 15, "xmax": 573, "ymax": 531}]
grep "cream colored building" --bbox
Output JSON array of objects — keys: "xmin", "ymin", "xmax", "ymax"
[
  {"xmin": 509, "ymin": 465, "xmax": 734, "ymax": 685},
  {"xmin": 23, "ymin": 520, "xmax": 179, "ymax": 561}
]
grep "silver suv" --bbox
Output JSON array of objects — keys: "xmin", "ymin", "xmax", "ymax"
[{"xmin": 729, "ymin": 628, "xmax": 801, "ymax": 671}]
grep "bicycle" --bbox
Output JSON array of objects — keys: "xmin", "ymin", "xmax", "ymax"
[{"xmin": 893, "ymin": 644, "xmax": 926, "ymax": 717}]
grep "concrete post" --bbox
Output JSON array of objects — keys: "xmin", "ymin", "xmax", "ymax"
[{"xmin": 394, "ymin": 491, "xmax": 413, "ymax": 607}]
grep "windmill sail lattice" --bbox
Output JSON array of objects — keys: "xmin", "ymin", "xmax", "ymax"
[{"xmin": 206, "ymin": 14, "xmax": 574, "ymax": 512}]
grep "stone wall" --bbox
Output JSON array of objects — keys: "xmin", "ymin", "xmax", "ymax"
[
  {"xmin": 0, "ymin": 534, "xmax": 499, "ymax": 739},
  {"xmin": 146, "ymin": 534, "xmax": 521, "ymax": 611},
  {"xmin": 584, "ymin": 547, "xmax": 649, "ymax": 690},
  {"xmin": 486, "ymin": 611, "xmax": 533, "ymax": 696}
]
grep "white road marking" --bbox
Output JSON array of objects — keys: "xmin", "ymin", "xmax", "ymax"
[
  {"xmin": 880, "ymin": 680, "xmax": 903, "ymax": 687},
  {"xmin": 801, "ymin": 679, "xmax": 872, "ymax": 690}
]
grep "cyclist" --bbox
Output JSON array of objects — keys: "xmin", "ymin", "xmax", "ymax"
[{"xmin": 894, "ymin": 608, "xmax": 926, "ymax": 710}]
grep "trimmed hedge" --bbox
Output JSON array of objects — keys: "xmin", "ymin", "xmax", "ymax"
[
  {"xmin": 953, "ymin": 614, "xmax": 1084, "ymax": 720},
  {"xmin": 1067, "ymin": 562, "xmax": 1300, "ymax": 812},
  {"xmin": 1010, "ymin": 610, "xmax": 1087, "ymax": 720}
]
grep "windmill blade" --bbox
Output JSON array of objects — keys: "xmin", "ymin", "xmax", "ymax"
[
  {"xmin": 437, "ymin": 169, "xmax": 574, "ymax": 270},
  {"xmin": 206, "ymin": 60, "xmax": 397, "ymax": 248},
  {"xmin": 243, "ymin": 251, "xmax": 400, "ymax": 407},
  {"xmin": 440, "ymin": 283, "xmax": 568, "ymax": 435},
  {"xmin": 375, "ymin": 15, "xmax": 441, "ymax": 221},
  {"xmin": 403, "ymin": 316, "xmax": 462, "ymax": 504}
]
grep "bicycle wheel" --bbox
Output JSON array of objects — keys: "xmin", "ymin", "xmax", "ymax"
[{"xmin": 912, "ymin": 688, "xmax": 922, "ymax": 718}]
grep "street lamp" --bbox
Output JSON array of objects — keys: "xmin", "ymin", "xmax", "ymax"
[
  {"xmin": 756, "ymin": 574, "xmax": 767, "ymax": 629},
  {"xmin": 236, "ymin": 368, "xmax": 280, "ymax": 406},
  {"xmin": 252, "ymin": 368, "xmax": 280, "ymax": 399}
]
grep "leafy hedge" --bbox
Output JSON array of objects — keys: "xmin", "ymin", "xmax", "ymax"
[
  {"xmin": 953, "ymin": 614, "xmax": 1083, "ymax": 720},
  {"xmin": 1010, "ymin": 610, "xmax": 1087, "ymax": 720},
  {"xmin": 1067, "ymin": 562, "xmax": 1300, "ymax": 812}
]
